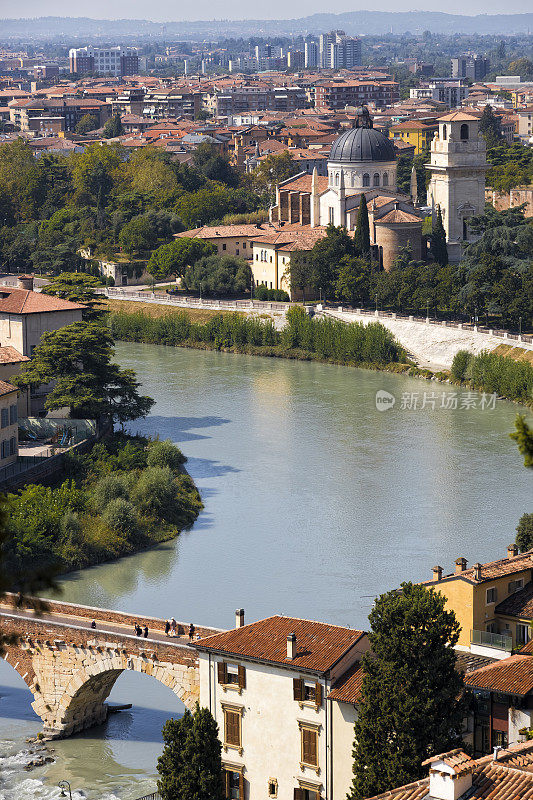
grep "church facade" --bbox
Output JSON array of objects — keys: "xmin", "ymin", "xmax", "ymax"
[{"xmin": 270, "ymin": 107, "xmax": 424, "ymax": 270}]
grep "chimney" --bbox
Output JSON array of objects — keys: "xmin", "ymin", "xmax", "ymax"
[
  {"xmin": 427, "ymin": 755, "xmax": 474, "ymax": 800},
  {"xmin": 235, "ymin": 608, "xmax": 245, "ymax": 628},
  {"xmin": 493, "ymin": 746, "xmax": 502, "ymax": 761},
  {"xmin": 287, "ymin": 633, "xmax": 297, "ymax": 659},
  {"xmin": 474, "ymin": 563, "xmax": 482, "ymax": 581},
  {"xmin": 507, "ymin": 543, "xmax": 518, "ymax": 559},
  {"xmin": 17, "ymin": 275, "xmax": 34, "ymax": 291},
  {"xmin": 432, "ymin": 565, "xmax": 443, "ymax": 581},
  {"xmin": 455, "ymin": 557, "xmax": 468, "ymax": 574}
]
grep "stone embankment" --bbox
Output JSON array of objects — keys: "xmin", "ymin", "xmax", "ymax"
[{"xmin": 323, "ymin": 308, "xmax": 533, "ymax": 370}]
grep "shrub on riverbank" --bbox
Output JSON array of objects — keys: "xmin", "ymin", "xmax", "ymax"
[
  {"xmin": 2, "ymin": 434, "xmax": 203, "ymax": 579},
  {"xmin": 451, "ymin": 349, "xmax": 533, "ymax": 405},
  {"xmin": 110, "ymin": 306, "xmax": 405, "ymax": 366}
]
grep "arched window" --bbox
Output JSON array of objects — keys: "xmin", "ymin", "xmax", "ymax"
[
  {"xmin": 373, "ymin": 173, "xmax": 380, "ymax": 187},
  {"xmin": 442, "ymin": 125, "xmax": 447, "ymax": 140},
  {"xmin": 335, "ymin": 172, "xmax": 339, "ymax": 186},
  {"xmin": 351, "ymin": 172, "xmax": 356, "ymax": 187},
  {"xmin": 460, "ymin": 123, "xmax": 469, "ymax": 141},
  {"xmin": 382, "ymin": 172, "xmax": 389, "ymax": 187},
  {"xmin": 363, "ymin": 173, "xmax": 370, "ymax": 187}
]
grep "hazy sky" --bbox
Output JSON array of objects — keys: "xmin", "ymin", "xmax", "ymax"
[{"xmin": 3, "ymin": 0, "xmax": 533, "ymax": 20}]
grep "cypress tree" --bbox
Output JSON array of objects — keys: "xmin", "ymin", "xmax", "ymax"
[
  {"xmin": 348, "ymin": 582, "xmax": 465, "ymax": 800},
  {"xmin": 430, "ymin": 206, "xmax": 448, "ymax": 266},
  {"xmin": 354, "ymin": 194, "xmax": 370, "ymax": 255},
  {"xmin": 158, "ymin": 702, "xmax": 225, "ymax": 800}
]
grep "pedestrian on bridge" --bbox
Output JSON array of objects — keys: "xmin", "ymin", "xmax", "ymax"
[
  {"xmin": 164, "ymin": 620, "xmax": 170, "ymax": 636},
  {"xmin": 143, "ymin": 626, "xmax": 148, "ymax": 638},
  {"xmin": 134, "ymin": 623, "xmax": 142, "ymax": 637},
  {"xmin": 90, "ymin": 620, "xmax": 96, "ymax": 629},
  {"xmin": 188, "ymin": 623, "xmax": 195, "ymax": 642},
  {"xmin": 170, "ymin": 617, "xmax": 177, "ymax": 637}
]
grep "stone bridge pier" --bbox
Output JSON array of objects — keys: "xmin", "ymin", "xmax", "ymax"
[{"xmin": 0, "ymin": 596, "xmax": 222, "ymax": 738}]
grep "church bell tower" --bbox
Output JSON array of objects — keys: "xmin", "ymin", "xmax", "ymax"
[{"xmin": 426, "ymin": 112, "xmax": 487, "ymax": 262}]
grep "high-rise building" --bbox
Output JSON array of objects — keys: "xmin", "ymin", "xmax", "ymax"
[
  {"xmin": 319, "ymin": 31, "xmax": 362, "ymax": 69},
  {"xmin": 287, "ymin": 50, "xmax": 305, "ymax": 70},
  {"xmin": 451, "ymin": 54, "xmax": 490, "ymax": 81},
  {"xmin": 304, "ymin": 40, "xmax": 319, "ymax": 69},
  {"xmin": 69, "ymin": 46, "xmax": 138, "ymax": 77}
]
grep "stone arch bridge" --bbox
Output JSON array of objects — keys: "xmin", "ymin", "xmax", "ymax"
[{"xmin": 0, "ymin": 594, "xmax": 223, "ymax": 738}]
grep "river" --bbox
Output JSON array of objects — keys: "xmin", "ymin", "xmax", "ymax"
[{"xmin": 0, "ymin": 343, "xmax": 531, "ymax": 799}]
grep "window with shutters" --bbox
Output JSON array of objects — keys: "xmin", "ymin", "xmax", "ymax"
[
  {"xmin": 223, "ymin": 765, "xmax": 244, "ymax": 800},
  {"xmin": 268, "ymin": 778, "xmax": 278, "ymax": 797},
  {"xmin": 299, "ymin": 723, "xmax": 319, "ymax": 770},
  {"xmin": 293, "ymin": 678, "xmax": 322, "ymax": 709},
  {"xmin": 9, "ymin": 405, "xmax": 17, "ymax": 425},
  {"xmin": 0, "ymin": 408, "xmax": 8, "ymax": 428},
  {"xmin": 295, "ymin": 781, "xmax": 321, "ymax": 800},
  {"xmin": 218, "ymin": 661, "xmax": 246, "ymax": 693},
  {"xmin": 223, "ymin": 705, "xmax": 243, "ymax": 753}
]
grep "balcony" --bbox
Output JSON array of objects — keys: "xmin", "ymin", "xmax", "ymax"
[{"xmin": 470, "ymin": 629, "xmax": 512, "ymax": 652}]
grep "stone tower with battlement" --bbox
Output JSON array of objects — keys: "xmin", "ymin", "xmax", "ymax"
[{"xmin": 426, "ymin": 112, "xmax": 487, "ymax": 262}]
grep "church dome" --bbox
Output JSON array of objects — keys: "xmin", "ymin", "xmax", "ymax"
[{"xmin": 329, "ymin": 106, "xmax": 396, "ymax": 164}]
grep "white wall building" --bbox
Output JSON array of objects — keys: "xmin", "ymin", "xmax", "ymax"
[{"xmin": 195, "ymin": 612, "xmax": 370, "ymax": 800}]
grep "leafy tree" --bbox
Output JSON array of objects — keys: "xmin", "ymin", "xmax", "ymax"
[
  {"xmin": 335, "ymin": 256, "xmax": 371, "ymax": 305},
  {"xmin": 193, "ymin": 142, "xmax": 239, "ymax": 188},
  {"xmin": 349, "ymin": 582, "xmax": 465, "ymax": 800},
  {"xmin": 182, "ymin": 254, "xmax": 252, "ymax": 296},
  {"xmin": 158, "ymin": 702, "xmax": 224, "ymax": 800},
  {"xmin": 174, "ymin": 184, "xmax": 257, "ymax": 228},
  {"xmin": 71, "ymin": 143, "xmax": 122, "ymax": 202},
  {"xmin": 102, "ymin": 114, "xmax": 124, "ymax": 139},
  {"xmin": 508, "ymin": 58, "xmax": 533, "ymax": 77},
  {"xmin": 103, "ymin": 498, "xmax": 138, "ymax": 534},
  {"xmin": 510, "ymin": 415, "xmax": 533, "ymax": 468},
  {"xmin": 285, "ymin": 250, "xmax": 315, "ymax": 302},
  {"xmin": 516, "ymin": 513, "xmax": 533, "ymax": 553},
  {"xmin": 479, "ymin": 105, "xmax": 502, "ymax": 148},
  {"xmin": 251, "ymin": 150, "xmax": 299, "ymax": 196},
  {"xmin": 147, "ymin": 440, "xmax": 186, "ymax": 470},
  {"xmin": 75, "ymin": 114, "xmax": 99, "ymax": 134},
  {"xmin": 147, "ymin": 238, "xmax": 216, "ymax": 280},
  {"xmin": 430, "ymin": 206, "xmax": 448, "ymax": 266},
  {"xmin": 0, "ymin": 138, "xmax": 43, "ymax": 221},
  {"xmin": 311, "ymin": 224, "xmax": 359, "ymax": 298},
  {"xmin": 132, "ymin": 466, "xmax": 201, "ymax": 527},
  {"xmin": 41, "ymin": 272, "xmax": 104, "ymax": 320},
  {"xmin": 13, "ymin": 322, "xmax": 154, "ymax": 424},
  {"xmin": 354, "ymin": 194, "xmax": 370, "ymax": 255},
  {"xmin": 129, "ymin": 152, "xmax": 180, "ymax": 206},
  {"xmin": 118, "ymin": 216, "xmax": 157, "ymax": 256}
]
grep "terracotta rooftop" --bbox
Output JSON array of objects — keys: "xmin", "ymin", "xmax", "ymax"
[
  {"xmin": 365, "ymin": 741, "xmax": 533, "ymax": 799},
  {"xmin": 422, "ymin": 748, "xmax": 476, "ymax": 775},
  {"xmin": 496, "ymin": 581, "xmax": 533, "ymax": 619},
  {"xmin": 175, "ymin": 223, "xmax": 279, "ymax": 239},
  {"xmin": 328, "ymin": 661, "xmax": 364, "ymax": 703},
  {"xmin": 0, "ymin": 379, "xmax": 18, "ymax": 397},
  {"xmin": 464, "ymin": 654, "xmax": 533, "ymax": 696},
  {"xmin": 0, "ymin": 346, "xmax": 28, "ymax": 364},
  {"xmin": 0, "ymin": 288, "xmax": 84, "ymax": 315},
  {"xmin": 375, "ymin": 209, "xmax": 422, "ymax": 224},
  {"xmin": 437, "ymin": 111, "xmax": 482, "ymax": 122},
  {"xmin": 277, "ymin": 173, "xmax": 329, "ymax": 194},
  {"xmin": 425, "ymin": 550, "xmax": 533, "ymax": 586},
  {"xmin": 195, "ymin": 616, "xmax": 366, "ymax": 674}
]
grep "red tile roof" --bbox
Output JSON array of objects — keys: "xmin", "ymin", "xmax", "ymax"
[
  {"xmin": 0, "ymin": 346, "xmax": 28, "ymax": 364},
  {"xmin": 365, "ymin": 741, "xmax": 533, "ymax": 799},
  {"xmin": 425, "ymin": 551, "xmax": 533, "ymax": 587},
  {"xmin": 0, "ymin": 288, "xmax": 84, "ymax": 315},
  {"xmin": 0, "ymin": 379, "xmax": 18, "ymax": 397},
  {"xmin": 195, "ymin": 615, "xmax": 366, "ymax": 674},
  {"xmin": 375, "ymin": 209, "xmax": 422, "ymax": 224},
  {"xmin": 464, "ymin": 654, "xmax": 533, "ymax": 696},
  {"xmin": 328, "ymin": 661, "xmax": 364, "ymax": 703},
  {"xmin": 422, "ymin": 749, "xmax": 476, "ymax": 776}
]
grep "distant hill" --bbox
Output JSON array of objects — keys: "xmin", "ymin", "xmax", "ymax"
[{"xmin": 1, "ymin": 11, "xmax": 532, "ymax": 38}]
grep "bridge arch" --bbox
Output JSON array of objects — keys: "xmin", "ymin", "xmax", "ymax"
[{"xmin": 28, "ymin": 646, "xmax": 199, "ymax": 738}]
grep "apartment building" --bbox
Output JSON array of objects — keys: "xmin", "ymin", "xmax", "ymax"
[
  {"xmin": 212, "ymin": 86, "xmax": 307, "ymax": 116},
  {"xmin": 318, "ymin": 31, "xmax": 361, "ymax": 70},
  {"xmin": 142, "ymin": 89, "xmax": 201, "ymax": 119},
  {"xmin": 9, "ymin": 97, "xmax": 109, "ymax": 132},
  {"xmin": 69, "ymin": 46, "xmax": 138, "ymax": 77},
  {"xmin": 423, "ymin": 544, "xmax": 533, "ymax": 657},
  {"xmin": 389, "ymin": 119, "xmax": 439, "ymax": 154},
  {"xmin": 410, "ymin": 80, "xmax": 469, "ymax": 108},
  {"xmin": 451, "ymin": 54, "xmax": 490, "ymax": 81},
  {"xmin": 314, "ymin": 80, "xmax": 399, "ymax": 110},
  {"xmin": 195, "ymin": 613, "xmax": 370, "ymax": 800}
]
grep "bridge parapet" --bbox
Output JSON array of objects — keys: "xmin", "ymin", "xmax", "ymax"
[{"xmin": 0, "ymin": 597, "xmax": 224, "ymax": 738}]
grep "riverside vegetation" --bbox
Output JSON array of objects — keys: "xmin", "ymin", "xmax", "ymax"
[
  {"xmin": 110, "ymin": 305, "xmax": 406, "ymax": 368},
  {"xmin": 3, "ymin": 434, "xmax": 203, "ymax": 584},
  {"xmin": 451, "ymin": 349, "xmax": 533, "ymax": 406}
]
